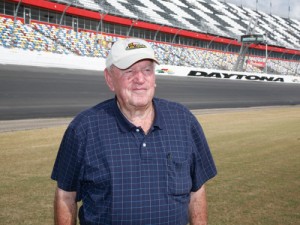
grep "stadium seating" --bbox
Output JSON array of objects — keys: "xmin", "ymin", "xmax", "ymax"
[
  {"xmin": 78, "ymin": 0, "xmax": 101, "ymax": 11},
  {"xmin": 64, "ymin": 0, "xmax": 300, "ymax": 51},
  {"xmin": 0, "ymin": 14, "xmax": 299, "ymax": 75}
]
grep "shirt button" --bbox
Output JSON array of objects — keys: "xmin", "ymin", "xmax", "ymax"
[
  {"xmin": 136, "ymin": 128, "xmax": 140, "ymax": 132},
  {"xmin": 142, "ymin": 143, "xmax": 147, "ymax": 147}
]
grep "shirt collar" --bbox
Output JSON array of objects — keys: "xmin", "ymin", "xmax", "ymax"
[{"xmin": 113, "ymin": 97, "xmax": 164, "ymax": 133}]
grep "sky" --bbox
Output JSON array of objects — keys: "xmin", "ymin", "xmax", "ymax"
[{"xmin": 223, "ymin": 0, "xmax": 300, "ymax": 20}]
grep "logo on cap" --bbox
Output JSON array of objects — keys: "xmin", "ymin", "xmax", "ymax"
[{"xmin": 126, "ymin": 42, "xmax": 147, "ymax": 50}]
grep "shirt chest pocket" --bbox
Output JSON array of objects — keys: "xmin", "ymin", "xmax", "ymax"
[{"xmin": 167, "ymin": 154, "xmax": 192, "ymax": 196}]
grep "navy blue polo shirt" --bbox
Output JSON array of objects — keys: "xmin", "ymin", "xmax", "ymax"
[{"xmin": 51, "ymin": 97, "xmax": 217, "ymax": 225}]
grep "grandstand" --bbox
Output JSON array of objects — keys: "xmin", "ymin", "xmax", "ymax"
[{"xmin": 0, "ymin": 0, "xmax": 299, "ymax": 75}]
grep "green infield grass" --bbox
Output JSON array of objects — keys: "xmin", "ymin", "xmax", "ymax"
[{"xmin": 0, "ymin": 106, "xmax": 299, "ymax": 225}]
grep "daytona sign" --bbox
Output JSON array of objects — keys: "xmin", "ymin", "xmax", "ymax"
[{"xmin": 188, "ymin": 71, "xmax": 284, "ymax": 82}]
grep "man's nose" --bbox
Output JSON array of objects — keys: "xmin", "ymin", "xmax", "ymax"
[{"xmin": 133, "ymin": 70, "xmax": 145, "ymax": 83}]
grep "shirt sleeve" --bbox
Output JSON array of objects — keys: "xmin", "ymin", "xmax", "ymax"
[
  {"xmin": 190, "ymin": 115, "xmax": 217, "ymax": 192},
  {"xmin": 51, "ymin": 124, "xmax": 85, "ymax": 192}
]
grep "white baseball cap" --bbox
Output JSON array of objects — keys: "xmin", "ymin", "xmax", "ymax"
[{"xmin": 106, "ymin": 38, "xmax": 159, "ymax": 69}]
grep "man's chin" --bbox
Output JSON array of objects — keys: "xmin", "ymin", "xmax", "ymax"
[{"xmin": 130, "ymin": 97, "xmax": 152, "ymax": 108}]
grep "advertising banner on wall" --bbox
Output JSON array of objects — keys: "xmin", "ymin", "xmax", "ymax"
[
  {"xmin": 155, "ymin": 65, "xmax": 300, "ymax": 84},
  {"xmin": 246, "ymin": 60, "xmax": 266, "ymax": 68}
]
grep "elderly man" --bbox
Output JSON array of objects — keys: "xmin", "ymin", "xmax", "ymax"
[{"xmin": 52, "ymin": 38, "xmax": 217, "ymax": 225}]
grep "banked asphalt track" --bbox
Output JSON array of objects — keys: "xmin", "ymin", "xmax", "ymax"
[{"xmin": 1, "ymin": 64, "xmax": 300, "ymax": 121}]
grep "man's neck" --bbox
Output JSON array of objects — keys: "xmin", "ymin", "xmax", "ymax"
[{"xmin": 118, "ymin": 102, "xmax": 155, "ymax": 134}]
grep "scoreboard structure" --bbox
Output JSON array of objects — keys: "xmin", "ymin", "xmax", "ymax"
[
  {"xmin": 234, "ymin": 34, "xmax": 266, "ymax": 72},
  {"xmin": 240, "ymin": 34, "xmax": 265, "ymax": 43}
]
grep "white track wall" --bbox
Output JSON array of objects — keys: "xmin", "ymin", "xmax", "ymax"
[{"xmin": 1, "ymin": 46, "xmax": 299, "ymax": 84}]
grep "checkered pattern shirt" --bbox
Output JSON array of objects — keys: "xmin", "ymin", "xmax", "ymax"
[{"xmin": 51, "ymin": 97, "xmax": 217, "ymax": 225}]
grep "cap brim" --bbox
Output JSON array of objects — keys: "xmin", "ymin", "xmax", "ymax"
[{"xmin": 114, "ymin": 54, "xmax": 159, "ymax": 69}]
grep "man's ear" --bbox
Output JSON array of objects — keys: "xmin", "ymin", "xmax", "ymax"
[{"xmin": 104, "ymin": 68, "xmax": 115, "ymax": 91}]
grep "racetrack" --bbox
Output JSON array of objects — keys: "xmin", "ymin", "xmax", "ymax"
[{"xmin": 1, "ymin": 64, "xmax": 300, "ymax": 120}]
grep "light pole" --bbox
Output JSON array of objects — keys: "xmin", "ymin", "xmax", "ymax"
[
  {"xmin": 96, "ymin": 10, "xmax": 107, "ymax": 36},
  {"xmin": 222, "ymin": 38, "xmax": 237, "ymax": 69},
  {"xmin": 256, "ymin": 0, "xmax": 258, "ymax": 11},
  {"xmin": 55, "ymin": 0, "xmax": 74, "ymax": 53},
  {"xmin": 207, "ymin": 35, "xmax": 219, "ymax": 49},
  {"xmin": 154, "ymin": 24, "xmax": 165, "ymax": 41},
  {"xmin": 126, "ymin": 17, "xmax": 138, "ymax": 37},
  {"xmin": 265, "ymin": 33, "xmax": 268, "ymax": 74},
  {"xmin": 169, "ymin": 28, "xmax": 182, "ymax": 65},
  {"xmin": 11, "ymin": 0, "xmax": 23, "ymax": 47},
  {"xmin": 94, "ymin": 10, "xmax": 107, "ymax": 56},
  {"xmin": 296, "ymin": 62, "xmax": 300, "ymax": 76}
]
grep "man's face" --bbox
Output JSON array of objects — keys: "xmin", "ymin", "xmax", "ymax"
[{"xmin": 105, "ymin": 59, "xmax": 156, "ymax": 110}]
